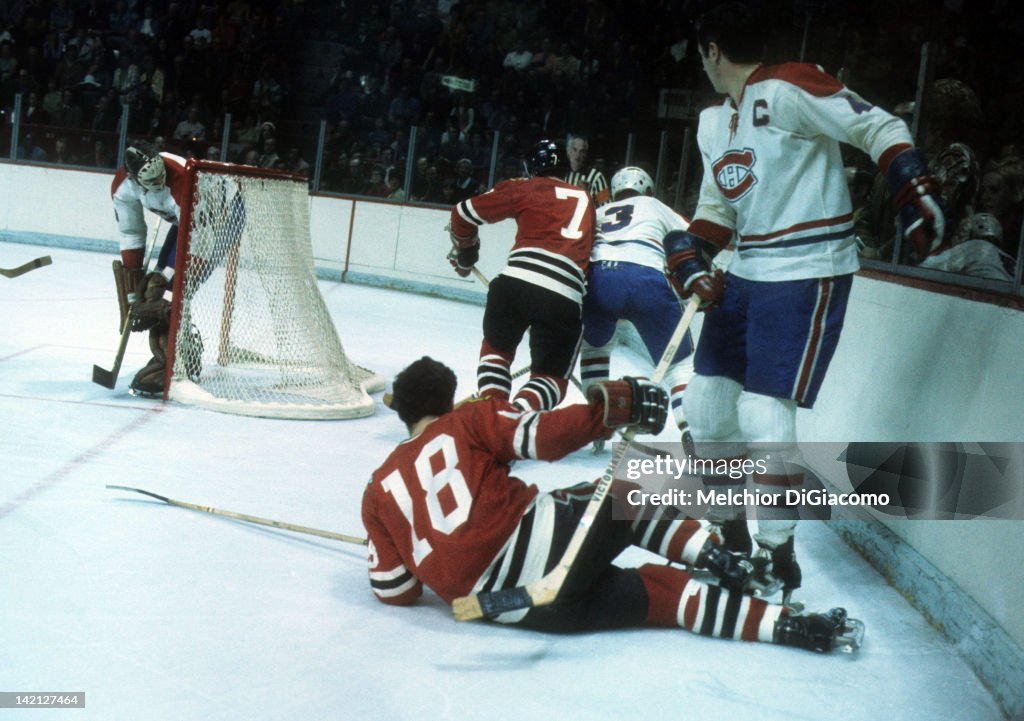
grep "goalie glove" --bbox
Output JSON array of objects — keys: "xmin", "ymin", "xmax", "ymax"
[
  {"xmin": 447, "ymin": 239, "xmax": 480, "ymax": 278},
  {"xmin": 664, "ymin": 229, "xmax": 725, "ymax": 310},
  {"xmin": 130, "ymin": 272, "xmax": 170, "ymax": 332},
  {"xmin": 586, "ymin": 377, "xmax": 669, "ymax": 434},
  {"xmin": 886, "ymin": 148, "xmax": 947, "ymax": 263}
]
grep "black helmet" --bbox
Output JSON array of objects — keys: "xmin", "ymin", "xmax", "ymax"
[{"xmin": 527, "ymin": 139, "xmax": 563, "ymax": 177}]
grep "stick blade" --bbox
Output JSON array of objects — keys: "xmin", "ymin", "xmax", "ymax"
[
  {"xmin": 92, "ymin": 364, "xmax": 117, "ymax": 388},
  {"xmin": 0, "ymin": 255, "xmax": 53, "ymax": 278}
]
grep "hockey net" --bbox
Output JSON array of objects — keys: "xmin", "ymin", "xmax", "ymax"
[{"xmin": 164, "ymin": 159, "xmax": 383, "ymax": 419}]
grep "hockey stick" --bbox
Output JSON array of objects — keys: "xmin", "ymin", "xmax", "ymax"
[
  {"xmin": 92, "ymin": 220, "xmax": 161, "ymax": 389},
  {"xmin": 106, "ymin": 485, "xmax": 368, "ymax": 545},
  {"xmin": 452, "ymin": 293, "xmax": 703, "ymax": 621},
  {"xmin": 470, "ymin": 266, "xmax": 490, "ymax": 287},
  {"xmin": 0, "ymin": 255, "xmax": 52, "ymax": 278}
]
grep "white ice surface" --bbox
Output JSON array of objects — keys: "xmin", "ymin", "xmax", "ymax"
[{"xmin": 0, "ymin": 242, "xmax": 1005, "ymax": 721}]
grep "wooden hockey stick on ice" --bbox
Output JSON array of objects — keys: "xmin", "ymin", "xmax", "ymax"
[
  {"xmin": 452, "ymin": 293, "xmax": 703, "ymax": 621},
  {"xmin": 0, "ymin": 255, "xmax": 52, "ymax": 278},
  {"xmin": 91, "ymin": 220, "xmax": 161, "ymax": 389},
  {"xmin": 106, "ymin": 485, "xmax": 368, "ymax": 546}
]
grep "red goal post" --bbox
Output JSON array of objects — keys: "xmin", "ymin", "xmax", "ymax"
[{"xmin": 162, "ymin": 159, "xmax": 382, "ymax": 419}]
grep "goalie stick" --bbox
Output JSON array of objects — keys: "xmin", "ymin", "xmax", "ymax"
[
  {"xmin": 452, "ymin": 293, "xmax": 703, "ymax": 621},
  {"xmin": 0, "ymin": 255, "xmax": 52, "ymax": 278},
  {"xmin": 106, "ymin": 485, "xmax": 368, "ymax": 545},
  {"xmin": 91, "ymin": 220, "xmax": 161, "ymax": 389}
]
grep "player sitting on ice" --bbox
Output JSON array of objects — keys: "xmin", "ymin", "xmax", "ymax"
[{"xmin": 361, "ymin": 356, "xmax": 864, "ymax": 652}]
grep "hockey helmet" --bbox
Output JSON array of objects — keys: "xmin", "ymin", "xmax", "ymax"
[
  {"xmin": 956, "ymin": 212, "xmax": 1003, "ymax": 245},
  {"xmin": 526, "ymin": 139, "xmax": 564, "ymax": 177},
  {"xmin": 610, "ymin": 166, "xmax": 654, "ymax": 199},
  {"xmin": 125, "ymin": 146, "xmax": 166, "ymax": 191}
]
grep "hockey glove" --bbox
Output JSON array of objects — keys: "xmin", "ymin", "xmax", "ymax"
[
  {"xmin": 447, "ymin": 241, "xmax": 480, "ymax": 278},
  {"xmin": 587, "ymin": 377, "xmax": 668, "ymax": 434},
  {"xmin": 886, "ymin": 148, "xmax": 947, "ymax": 263},
  {"xmin": 130, "ymin": 272, "xmax": 170, "ymax": 332},
  {"xmin": 664, "ymin": 229, "xmax": 725, "ymax": 310}
]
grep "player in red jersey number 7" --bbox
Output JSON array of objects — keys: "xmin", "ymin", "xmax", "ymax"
[
  {"xmin": 447, "ymin": 139, "xmax": 596, "ymax": 412},
  {"xmin": 361, "ymin": 357, "xmax": 864, "ymax": 652}
]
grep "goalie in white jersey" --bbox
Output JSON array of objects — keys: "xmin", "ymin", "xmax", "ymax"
[
  {"xmin": 580, "ymin": 166, "xmax": 695, "ymax": 452},
  {"xmin": 664, "ymin": 2, "xmax": 947, "ymax": 602}
]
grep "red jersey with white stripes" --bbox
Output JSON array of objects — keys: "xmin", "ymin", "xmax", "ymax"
[
  {"xmin": 449, "ymin": 176, "xmax": 596, "ymax": 304},
  {"xmin": 362, "ymin": 397, "xmax": 606, "ymax": 605}
]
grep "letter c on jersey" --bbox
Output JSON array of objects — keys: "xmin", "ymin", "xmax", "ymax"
[{"xmin": 713, "ymin": 148, "xmax": 758, "ymax": 202}]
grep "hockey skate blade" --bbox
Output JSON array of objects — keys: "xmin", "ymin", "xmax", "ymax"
[
  {"xmin": 836, "ymin": 618, "xmax": 865, "ymax": 653},
  {"xmin": 128, "ymin": 387, "xmax": 163, "ymax": 400},
  {"xmin": 747, "ymin": 573, "xmax": 786, "ymax": 599}
]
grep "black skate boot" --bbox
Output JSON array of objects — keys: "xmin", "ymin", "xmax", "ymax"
[
  {"xmin": 717, "ymin": 518, "xmax": 753, "ymax": 556},
  {"xmin": 773, "ymin": 607, "xmax": 865, "ymax": 653},
  {"xmin": 753, "ymin": 535, "xmax": 802, "ymax": 603},
  {"xmin": 694, "ymin": 540, "xmax": 754, "ymax": 593}
]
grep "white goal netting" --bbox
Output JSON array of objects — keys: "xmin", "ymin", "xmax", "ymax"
[{"xmin": 167, "ymin": 161, "xmax": 382, "ymax": 419}]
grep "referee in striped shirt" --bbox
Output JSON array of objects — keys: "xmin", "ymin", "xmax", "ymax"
[{"xmin": 565, "ymin": 133, "xmax": 611, "ymax": 206}]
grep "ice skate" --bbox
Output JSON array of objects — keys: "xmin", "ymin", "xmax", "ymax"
[
  {"xmin": 773, "ymin": 607, "xmax": 865, "ymax": 653},
  {"xmin": 751, "ymin": 535, "xmax": 802, "ymax": 604},
  {"xmin": 694, "ymin": 540, "xmax": 755, "ymax": 592}
]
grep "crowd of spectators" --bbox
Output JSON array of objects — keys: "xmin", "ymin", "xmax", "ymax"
[{"xmin": 1, "ymin": 0, "xmax": 1022, "ymax": 282}]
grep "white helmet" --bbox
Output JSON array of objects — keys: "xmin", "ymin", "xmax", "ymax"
[
  {"xmin": 956, "ymin": 212, "xmax": 1003, "ymax": 245},
  {"xmin": 610, "ymin": 166, "xmax": 653, "ymax": 199}
]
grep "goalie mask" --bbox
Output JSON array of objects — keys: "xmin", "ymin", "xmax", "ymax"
[
  {"xmin": 125, "ymin": 146, "xmax": 167, "ymax": 191},
  {"xmin": 610, "ymin": 166, "xmax": 653, "ymax": 199},
  {"xmin": 526, "ymin": 139, "xmax": 563, "ymax": 177}
]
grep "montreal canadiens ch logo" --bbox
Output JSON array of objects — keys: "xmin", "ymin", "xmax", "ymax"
[{"xmin": 713, "ymin": 148, "xmax": 757, "ymax": 201}]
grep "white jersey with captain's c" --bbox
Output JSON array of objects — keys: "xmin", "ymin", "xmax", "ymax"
[
  {"xmin": 591, "ymin": 195, "xmax": 690, "ymax": 271},
  {"xmin": 693, "ymin": 63, "xmax": 914, "ymax": 281}
]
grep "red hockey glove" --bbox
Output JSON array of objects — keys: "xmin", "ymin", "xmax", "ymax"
[
  {"xmin": 664, "ymin": 229, "xmax": 725, "ymax": 310},
  {"xmin": 586, "ymin": 377, "xmax": 668, "ymax": 434},
  {"xmin": 886, "ymin": 148, "xmax": 947, "ymax": 263}
]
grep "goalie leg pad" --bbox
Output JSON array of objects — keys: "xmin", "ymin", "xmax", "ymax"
[
  {"xmin": 113, "ymin": 260, "xmax": 146, "ymax": 330},
  {"xmin": 130, "ymin": 327, "xmax": 169, "ymax": 396}
]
